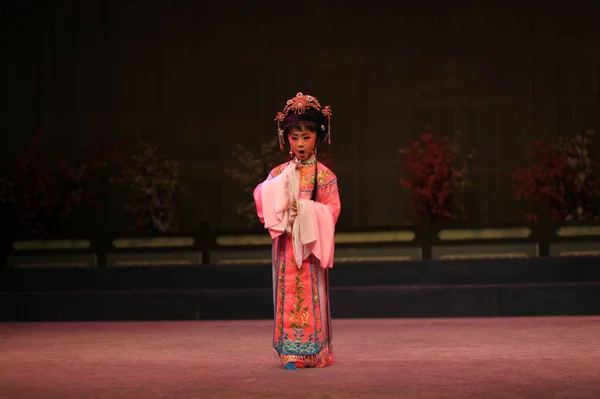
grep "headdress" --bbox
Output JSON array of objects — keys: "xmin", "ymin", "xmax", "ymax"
[{"xmin": 274, "ymin": 92, "xmax": 332, "ymax": 150}]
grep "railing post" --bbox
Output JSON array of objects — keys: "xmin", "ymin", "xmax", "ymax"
[{"xmin": 200, "ymin": 222, "xmax": 212, "ymax": 265}]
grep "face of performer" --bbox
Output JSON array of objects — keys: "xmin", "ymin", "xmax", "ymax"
[{"xmin": 288, "ymin": 125, "xmax": 317, "ymax": 162}]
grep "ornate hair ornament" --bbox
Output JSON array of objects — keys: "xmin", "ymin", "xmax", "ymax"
[{"xmin": 274, "ymin": 92, "xmax": 332, "ymax": 150}]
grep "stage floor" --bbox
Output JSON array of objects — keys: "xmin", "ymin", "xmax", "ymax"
[{"xmin": 1, "ymin": 317, "xmax": 599, "ymax": 398}]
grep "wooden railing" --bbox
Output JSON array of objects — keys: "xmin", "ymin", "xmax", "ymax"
[{"xmin": 2, "ymin": 221, "xmax": 600, "ymax": 269}]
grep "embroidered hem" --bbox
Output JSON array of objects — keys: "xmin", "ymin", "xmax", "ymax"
[{"xmin": 273, "ymin": 345, "xmax": 334, "ymax": 368}]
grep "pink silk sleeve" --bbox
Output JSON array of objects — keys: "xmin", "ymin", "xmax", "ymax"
[
  {"xmin": 293, "ymin": 177, "xmax": 341, "ymax": 269},
  {"xmin": 253, "ymin": 182, "xmax": 265, "ymax": 224},
  {"xmin": 253, "ymin": 164, "xmax": 293, "ymax": 239},
  {"xmin": 253, "ymin": 167, "xmax": 281, "ymax": 225}
]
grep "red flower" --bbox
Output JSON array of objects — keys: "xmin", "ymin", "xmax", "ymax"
[
  {"xmin": 3, "ymin": 130, "xmax": 126, "ymax": 235},
  {"xmin": 420, "ymin": 133, "xmax": 433, "ymax": 142},
  {"xmin": 509, "ymin": 131, "xmax": 599, "ymax": 221},
  {"xmin": 398, "ymin": 126, "xmax": 473, "ymax": 223}
]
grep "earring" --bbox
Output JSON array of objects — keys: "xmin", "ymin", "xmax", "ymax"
[
  {"xmin": 289, "ymin": 149, "xmax": 294, "ymax": 158},
  {"xmin": 313, "ymin": 147, "xmax": 318, "ymax": 157}
]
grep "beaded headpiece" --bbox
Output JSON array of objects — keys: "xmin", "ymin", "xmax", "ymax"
[{"xmin": 274, "ymin": 92, "xmax": 332, "ymax": 150}]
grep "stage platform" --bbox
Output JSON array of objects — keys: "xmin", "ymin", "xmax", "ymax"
[
  {"xmin": 1, "ymin": 317, "xmax": 599, "ymax": 398},
  {"xmin": 2, "ymin": 257, "xmax": 600, "ymax": 321}
]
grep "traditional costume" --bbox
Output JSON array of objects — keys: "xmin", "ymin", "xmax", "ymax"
[{"xmin": 253, "ymin": 93, "xmax": 340, "ymax": 369}]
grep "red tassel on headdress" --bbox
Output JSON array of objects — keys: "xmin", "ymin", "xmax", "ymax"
[
  {"xmin": 278, "ymin": 127, "xmax": 284, "ymax": 150},
  {"xmin": 321, "ymin": 106, "xmax": 332, "ymax": 145}
]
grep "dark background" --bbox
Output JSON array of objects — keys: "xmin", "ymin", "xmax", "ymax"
[{"xmin": 3, "ymin": 0, "xmax": 600, "ymax": 232}]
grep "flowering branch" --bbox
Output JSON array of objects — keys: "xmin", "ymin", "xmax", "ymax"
[
  {"xmin": 110, "ymin": 139, "xmax": 184, "ymax": 232},
  {"xmin": 509, "ymin": 129, "xmax": 599, "ymax": 221},
  {"xmin": 398, "ymin": 125, "xmax": 475, "ymax": 223},
  {"xmin": 0, "ymin": 130, "xmax": 122, "ymax": 236}
]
